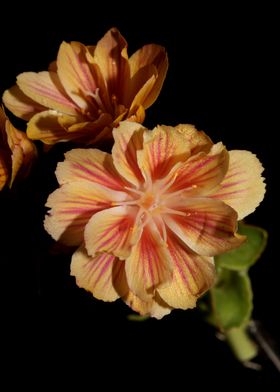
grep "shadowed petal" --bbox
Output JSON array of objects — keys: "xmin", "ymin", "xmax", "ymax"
[
  {"xmin": 3, "ymin": 85, "xmax": 46, "ymax": 120},
  {"xmin": 164, "ymin": 197, "xmax": 245, "ymax": 256},
  {"xmin": 44, "ymin": 181, "xmax": 128, "ymax": 246},
  {"xmin": 71, "ymin": 245, "xmax": 124, "ymax": 301},
  {"xmin": 210, "ymin": 150, "xmax": 266, "ymax": 219},
  {"xmin": 56, "ymin": 148, "xmax": 126, "ymax": 190},
  {"xmin": 17, "ymin": 71, "xmax": 78, "ymax": 115},
  {"xmin": 0, "ymin": 150, "xmax": 9, "ymax": 190},
  {"xmin": 157, "ymin": 231, "xmax": 215, "ymax": 309},
  {"xmin": 125, "ymin": 222, "xmax": 173, "ymax": 301},
  {"xmin": 112, "ymin": 121, "xmax": 145, "ymax": 187},
  {"xmin": 85, "ymin": 206, "xmax": 139, "ymax": 259}
]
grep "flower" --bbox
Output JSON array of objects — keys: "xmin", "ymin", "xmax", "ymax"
[
  {"xmin": 44, "ymin": 121, "xmax": 265, "ymax": 318},
  {"xmin": 3, "ymin": 28, "xmax": 168, "ymax": 146},
  {"xmin": 0, "ymin": 107, "xmax": 37, "ymax": 190}
]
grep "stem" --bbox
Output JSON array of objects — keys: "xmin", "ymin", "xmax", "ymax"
[{"xmin": 225, "ymin": 326, "xmax": 258, "ymax": 362}]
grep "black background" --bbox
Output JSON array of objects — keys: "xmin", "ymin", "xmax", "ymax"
[{"xmin": 1, "ymin": 3, "xmax": 279, "ymax": 388}]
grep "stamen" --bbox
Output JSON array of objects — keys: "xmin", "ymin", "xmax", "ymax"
[
  {"xmin": 163, "ymin": 207, "xmax": 187, "ymax": 217},
  {"xmin": 124, "ymin": 186, "xmax": 144, "ymax": 196}
]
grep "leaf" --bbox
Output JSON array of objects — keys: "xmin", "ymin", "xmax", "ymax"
[
  {"xmin": 127, "ymin": 314, "xmax": 149, "ymax": 322},
  {"xmin": 211, "ymin": 269, "xmax": 253, "ymax": 330},
  {"xmin": 215, "ymin": 223, "xmax": 267, "ymax": 271}
]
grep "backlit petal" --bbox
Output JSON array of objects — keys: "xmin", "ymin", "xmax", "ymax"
[
  {"xmin": 85, "ymin": 206, "xmax": 139, "ymax": 259},
  {"xmin": 44, "ymin": 181, "xmax": 127, "ymax": 246},
  {"xmin": 137, "ymin": 125, "xmax": 191, "ymax": 180},
  {"xmin": 210, "ymin": 150, "xmax": 266, "ymax": 219},
  {"xmin": 158, "ymin": 232, "xmax": 215, "ymax": 309},
  {"xmin": 56, "ymin": 148, "xmax": 126, "ymax": 190},
  {"xmin": 17, "ymin": 71, "xmax": 78, "ymax": 115},
  {"xmin": 71, "ymin": 245, "xmax": 124, "ymax": 301},
  {"xmin": 125, "ymin": 222, "xmax": 173, "ymax": 301},
  {"xmin": 112, "ymin": 121, "xmax": 145, "ymax": 187},
  {"xmin": 164, "ymin": 197, "xmax": 245, "ymax": 256},
  {"xmin": 2, "ymin": 85, "xmax": 45, "ymax": 120}
]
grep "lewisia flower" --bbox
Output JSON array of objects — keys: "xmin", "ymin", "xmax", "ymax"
[
  {"xmin": 0, "ymin": 107, "xmax": 37, "ymax": 190},
  {"xmin": 44, "ymin": 122, "xmax": 265, "ymax": 318},
  {"xmin": 3, "ymin": 28, "xmax": 168, "ymax": 146}
]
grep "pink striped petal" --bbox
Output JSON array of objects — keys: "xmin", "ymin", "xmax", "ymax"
[
  {"xmin": 123, "ymin": 291, "xmax": 172, "ymax": 319},
  {"xmin": 165, "ymin": 142, "xmax": 229, "ymax": 195},
  {"xmin": 164, "ymin": 197, "xmax": 245, "ymax": 256},
  {"xmin": 71, "ymin": 245, "xmax": 125, "ymax": 301},
  {"xmin": 137, "ymin": 125, "xmax": 191, "ymax": 181},
  {"xmin": 17, "ymin": 71, "xmax": 78, "ymax": 115},
  {"xmin": 2, "ymin": 85, "xmax": 46, "ymax": 120},
  {"xmin": 125, "ymin": 222, "xmax": 173, "ymax": 301},
  {"xmin": 85, "ymin": 206, "xmax": 139, "ymax": 259},
  {"xmin": 56, "ymin": 148, "xmax": 127, "ymax": 190},
  {"xmin": 157, "ymin": 231, "xmax": 215, "ymax": 309},
  {"xmin": 210, "ymin": 150, "xmax": 266, "ymax": 219},
  {"xmin": 112, "ymin": 121, "xmax": 145, "ymax": 187},
  {"xmin": 44, "ymin": 181, "xmax": 128, "ymax": 246}
]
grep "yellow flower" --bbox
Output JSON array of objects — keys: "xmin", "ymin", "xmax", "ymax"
[
  {"xmin": 3, "ymin": 28, "xmax": 168, "ymax": 145},
  {"xmin": 44, "ymin": 122, "xmax": 265, "ymax": 318},
  {"xmin": 0, "ymin": 107, "xmax": 37, "ymax": 190}
]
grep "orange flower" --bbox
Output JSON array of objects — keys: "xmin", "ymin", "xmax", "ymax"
[
  {"xmin": 0, "ymin": 107, "xmax": 37, "ymax": 190},
  {"xmin": 3, "ymin": 28, "xmax": 168, "ymax": 145},
  {"xmin": 44, "ymin": 122, "xmax": 265, "ymax": 318}
]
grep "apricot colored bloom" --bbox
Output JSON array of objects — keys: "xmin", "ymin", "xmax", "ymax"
[
  {"xmin": 0, "ymin": 107, "xmax": 37, "ymax": 190},
  {"xmin": 3, "ymin": 28, "xmax": 168, "ymax": 146},
  {"xmin": 44, "ymin": 122, "xmax": 265, "ymax": 318}
]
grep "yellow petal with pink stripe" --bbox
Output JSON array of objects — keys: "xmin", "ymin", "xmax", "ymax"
[
  {"xmin": 124, "ymin": 291, "xmax": 172, "ymax": 319},
  {"xmin": 210, "ymin": 150, "xmax": 266, "ymax": 219},
  {"xmin": 71, "ymin": 245, "xmax": 125, "ymax": 301},
  {"xmin": 166, "ymin": 142, "xmax": 229, "ymax": 195},
  {"xmin": 137, "ymin": 125, "xmax": 191, "ymax": 181},
  {"xmin": 157, "ymin": 232, "xmax": 215, "ymax": 309},
  {"xmin": 17, "ymin": 71, "xmax": 78, "ymax": 115},
  {"xmin": 174, "ymin": 124, "xmax": 213, "ymax": 154},
  {"xmin": 125, "ymin": 222, "xmax": 173, "ymax": 301},
  {"xmin": 44, "ymin": 181, "xmax": 128, "ymax": 246},
  {"xmin": 112, "ymin": 121, "xmax": 145, "ymax": 187},
  {"xmin": 85, "ymin": 206, "xmax": 139, "ymax": 259},
  {"xmin": 2, "ymin": 85, "xmax": 46, "ymax": 121},
  {"xmin": 164, "ymin": 197, "xmax": 245, "ymax": 256},
  {"xmin": 56, "ymin": 148, "xmax": 127, "ymax": 190}
]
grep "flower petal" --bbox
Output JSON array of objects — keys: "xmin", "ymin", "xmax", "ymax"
[
  {"xmin": 44, "ymin": 181, "xmax": 128, "ymax": 246},
  {"xmin": 124, "ymin": 291, "xmax": 172, "ymax": 319},
  {"xmin": 112, "ymin": 121, "xmax": 145, "ymax": 187},
  {"xmin": 174, "ymin": 124, "xmax": 213, "ymax": 154},
  {"xmin": 17, "ymin": 71, "xmax": 78, "ymax": 115},
  {"xmin": 85, "ymin": 206, "xmax": 139, "ymax": 259},
  {"xmin": 137, "ymin": 125, "xmax": 191, "ymax": 180},
  {"xmin": 0, "ymin": 150, "xmax": 9, "ymax": 190},
  {"xmin": 164, "ymin": 197, "xmax": 245, "ymax": 256},
  {"xmin": 210, "ymin": 150, "xmax": 266, "ymax": 219},
  {"xmin": 157, "ymin": 232, "xmax": 215, "ymax": 309},
  {"xmin": 128, "ymin": 44, "xmax": 168, "ymax": 109},
  {"xmin": 166, "ymin": 142, "xmax": 229, "ymax": 195},
  {"xmin": 71, "ymin": 245, "xmax": 124, "ymax": 301},
  {"xmin": 125, "ymin": 222, "xmax": 173, "ymax": 301},
  {"xmin": 56, "ymin": 148, "xmax": 126, "ymax": 190},
  {"xmin": 2, "ymin": 85, "xmax": 46, "ymax": 120},
  {"xmin": 94, "ymin": 28, "xmax": 130, "ymax": 100},
  {"xmin": 57, "ymin": 41, "xmax": 99, "ymax": 110}
]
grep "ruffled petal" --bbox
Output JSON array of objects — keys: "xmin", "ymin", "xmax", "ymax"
[
  {"xmin": 44, "ymin": 181, "xmax": 128, "ymax": 246},
  {"xmin": 56, "ymin": 148, "xmax": 126, "ymax": 190},
  {"xmin": 2, "ymin": 85, "xmax": 46, "ymax": 120},
  {"xmin": 85, "ymin": 206, "xmax": 139, "ymax": 259},
  {"xmin": 164, "ymin": 197, "xmax": 245, "ymax": 256},
  {"xmin": 210, "ymin": 150, "xmax": 266, "ymax": 219},
  {"xmin": 174, "ymin": 124, "xmax": 213, "ymax": 154},
  {"xmin": 137, "ymin": 125, "xmax": 191, "ymax": 181},
  {"xmin": 16, "ymin": 71, "xmax": 78, "ymax": 115},
  {"xmin": 157, "ymin": 231, "xmax": 215, "ymax": 309},
  {"xmin": 71, "ymin": 245, "xmax": 124, "ymax": 301},
  {"xmin": 112, "ymin": 121, "xmax": 145, "ymax": 187},
  {"xmin": 123, "ymin": 291, "xmax": 172, "ymax": 319},
  {"xmin": 125, "ymin": 222, "xmax": 173, "ymax": 301}
]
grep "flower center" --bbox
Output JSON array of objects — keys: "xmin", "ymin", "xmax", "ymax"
[{"xmin": 139, "ymin": 191, "xmax": 159, "ymax": 211}]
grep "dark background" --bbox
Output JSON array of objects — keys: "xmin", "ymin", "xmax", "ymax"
[{"xmin": 1, "ymin": 3, "xmax": 279, "ymax": 387}]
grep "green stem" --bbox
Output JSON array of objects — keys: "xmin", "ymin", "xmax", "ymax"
[{"xmin": 225, "ymin": 326, "xmax": 258, "ymax": 362}]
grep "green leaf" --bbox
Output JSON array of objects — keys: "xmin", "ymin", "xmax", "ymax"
[
  {"xmin": 211, "ymin": 269, "xmax": 253, "ymax": 330},
  {"xmin": 127, "ymin": 314, "xmax": 149, "ymax": 322},
  {"xmin": 215, "ymin": 223, "xmax": 267, "ymax": 271}
]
